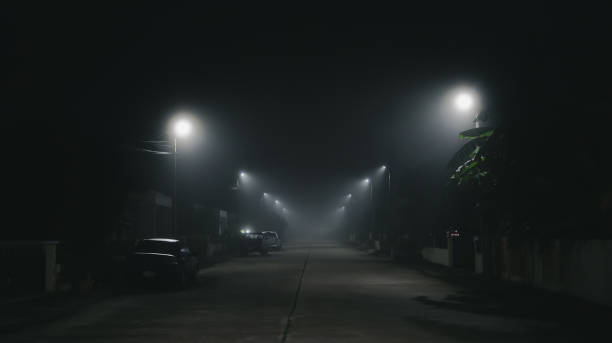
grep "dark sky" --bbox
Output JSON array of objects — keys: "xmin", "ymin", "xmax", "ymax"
[{"xmin": 6, "ymin": 3, "xmax": 611, "ymax": 234}]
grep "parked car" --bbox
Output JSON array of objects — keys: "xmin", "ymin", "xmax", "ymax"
[
  {"xmin": 239, "ymin": 232, "xmax": 269, "ymax": 256},
  {"xmin": 262, "ymin": 231, "xmax": 282, "ymax": 251},
  {"xmin": 127, "ymin": 238, "xmax": 199, "ymax": 288}
]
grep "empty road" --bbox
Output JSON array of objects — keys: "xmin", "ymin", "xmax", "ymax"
[{"xmin": 4, "ymin": 242, "xmax": 608, "ymax": 342}]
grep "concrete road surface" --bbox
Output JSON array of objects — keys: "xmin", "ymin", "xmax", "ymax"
[{"xmin": 3, "ymin": 242, "xmax": 608, "ymax": 342}]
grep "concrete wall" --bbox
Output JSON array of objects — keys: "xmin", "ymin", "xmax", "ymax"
[
  {"xmin": 474, "ymin": 253, "xmax": 483, "ymax": 274},
  {"xmin": 1, "ymin": 241, "xmax": 59, "ymax": 294},
  {"xmin": 422, "ymin": 247, "xmax": 450, "ymax": 266},
  {"xmin": 501, "ymin": 238, "xmax": 612, "ymax": 306}
]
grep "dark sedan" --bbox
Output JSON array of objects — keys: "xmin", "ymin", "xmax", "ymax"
[
  {"xmin": 239, "ymin": 232, "xmax": 268, "ymax": 256},
  {"xmin": 127, "ymin": 238, "xmax": 199, "ymax": 288}
]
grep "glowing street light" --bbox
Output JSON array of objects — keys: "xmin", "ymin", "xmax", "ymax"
[
  {"xmin": 450, "ymin": 88, "xmax": 483, "ymax": 127},
  {"xmin": 342, "ymin": 193, "xmax": 352, "ymax": 206},
  {"xmin": 259, "ymin": 192, "xmax": 269, "ymax": 211},
  {"xmin": 362, "ymin": 178, "xmax": 372, "ymax": 201},
  {"xmin": 381, "ymin": 164, "xmax": 392, "ymax": 232},
  {"xmin": 235, "ymin": 170, "xmax": 248, "ymax": 190},
  {"xmin": 455, "ymin": 93, "xmax": 474, "ymax": 112},
  {"xmin": 380, "ymin": 164, "xmax": 391, "ymax": 193},
  {"xmin": 174, "ymin": 118, "xmax": 192, "ymax": 138}
]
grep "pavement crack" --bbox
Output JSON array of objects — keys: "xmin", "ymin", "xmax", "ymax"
[{"xmin": 281, "ymin": 249, "xmax": 311, "ymax": 342}]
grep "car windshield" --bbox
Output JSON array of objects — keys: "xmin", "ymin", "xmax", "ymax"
[{"xmin": 134, "ymin": 240, "xmax": 178, "ymax": 255}]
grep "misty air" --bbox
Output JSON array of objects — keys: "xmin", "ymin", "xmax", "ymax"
[{"xmin": 4, "ymin": 3, "xmax": 612, "ymax": 342}]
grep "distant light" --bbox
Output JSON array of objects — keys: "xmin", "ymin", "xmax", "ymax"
[
  {"xmin": 339, "ymin": 206, "xmax": 345, "ymax": 211},
  {"xmin": 346, "ymin": 193, "xmax": 352, "ymax": 198},
  {"xmin": 240, "ymin": 171, "xmax": 246, "ymax": 177},
  {"xmin": 455, "ymin": 93, "xmax": 474, "ymax": 112},
  {"xmin": 364, "ymin": 178, "xmax": 370, "ymax": 184},
  {"xmin": 263, "ymin": 192, "xmax": 268, "ymax": 197},
  {"xmin": 381, "ymin": 165, "xmax": 386, "ymax": 170},
  {"xmin": 174, "ymin": 119, "xmax": 192, "ymax": 138},
  {"xmin": 447, "ymin": 228, "xmax": 460, "ymax": 238},
  {"xmin": 275, "ymin": 200, "xmax": 280, "ymax": 205}
]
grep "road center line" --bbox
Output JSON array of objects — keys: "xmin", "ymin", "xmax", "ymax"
[{"xmin": 281, "ymin": 249, "xmax": 311, "ymax": 342}]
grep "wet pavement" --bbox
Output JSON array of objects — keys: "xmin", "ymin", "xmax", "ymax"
[{"xmin": 2, "ymin": 242, "xmax": 609, "ymax": 342}]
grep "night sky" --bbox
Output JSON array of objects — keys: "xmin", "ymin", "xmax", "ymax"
[{"xmin": 6, "ymin": 3, "xmax": 611, "ymax": 238}]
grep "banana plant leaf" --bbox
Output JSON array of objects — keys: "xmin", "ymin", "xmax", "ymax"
[
  {"xmin": 447, "ymin": 136, "xmax": 487, "ymax": 172},
  {"xmin": 459, "ymin": 127, "xmax": 494, "ymax": 139}
]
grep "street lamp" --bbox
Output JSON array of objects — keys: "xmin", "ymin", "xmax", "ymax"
[
  {"xmin": 258, "ymin": 192, "xmax": 269, "ymax": 212},
  {"xmin": 171, "ymin": 117, "xmax": 193, "ymax": 237},
  {"xmin": 236, "ymin": 171, "xmax": 247, "ymax": 189},
  {"xmin": 363, "ymin": 178, "xmax": 372, "ymax": 201},
  {"xmin": 380, "ymin": 165, "xmax": 391, "ymax": 193},
  {"xmin": 451, "ymin": 88, "xmax": 482, "ymax": 128},
  {"xmin": 174, "ymin": 119, "xmax": 192, "ymax": 138},
  {"xmin": 381, "ymin": 164, "xmax": 392, "ymax": 236},
  {"xmin": 362, "ymin": 177, "xmax": 374, "ymax": 236},
  {"xmin": 455, "ymin": 93, "xmax": 474, "ymax": 112}
]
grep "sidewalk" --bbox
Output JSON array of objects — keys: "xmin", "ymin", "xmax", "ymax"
[
  {"xmin": 0, "ymin": 250, "xmax": 234, "ymax": 335},
  {"xmin": 414, "ymin": 261, "xmax": 612, "ymax": 337},
  {"xmin": 0, "ymin": 289, "xmax": 110, "ymax": 334},
  {"xmin": 353, "ymin": 245, "xmax": 612, "ymax": 338}
]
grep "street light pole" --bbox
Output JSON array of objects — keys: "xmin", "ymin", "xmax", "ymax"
[
  {"xmin": 260, "ymin": 193, "xmax": 266, "ymax": 212},
  {"xmin": 172, "ymin": 137, "xmax": 178, "ymax": 237},
  {"xmin": 236, "ymin": 171, "xmax": 245, "ymax": 190},
  {"xmin": 387, "ymin": 167, "xmax": 391, "ymax": 194},
  {"xmin": 363, "ymin": 178, "xmax": 373, "ymax": 229},
  {"xmin": 171, "ymin": 117, "xmax": 193, "ymax": 238},
  {"xmin": 386, "ymin": 166, "xmax": 392, "ymax": 237}
]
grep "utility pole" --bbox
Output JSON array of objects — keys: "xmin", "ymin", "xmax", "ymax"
[
  {"xmin": 387, "ymin": 166, "xmax": 392, "ymax": 235},
  {"xmin": 172, "ymin": 137, "xmax": 178, "ymax": 237}
]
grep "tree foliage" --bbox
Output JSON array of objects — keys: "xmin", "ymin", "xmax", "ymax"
[{"xmin": 448, "ymin": 127, "xmax": 498, "ymax": 190}]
